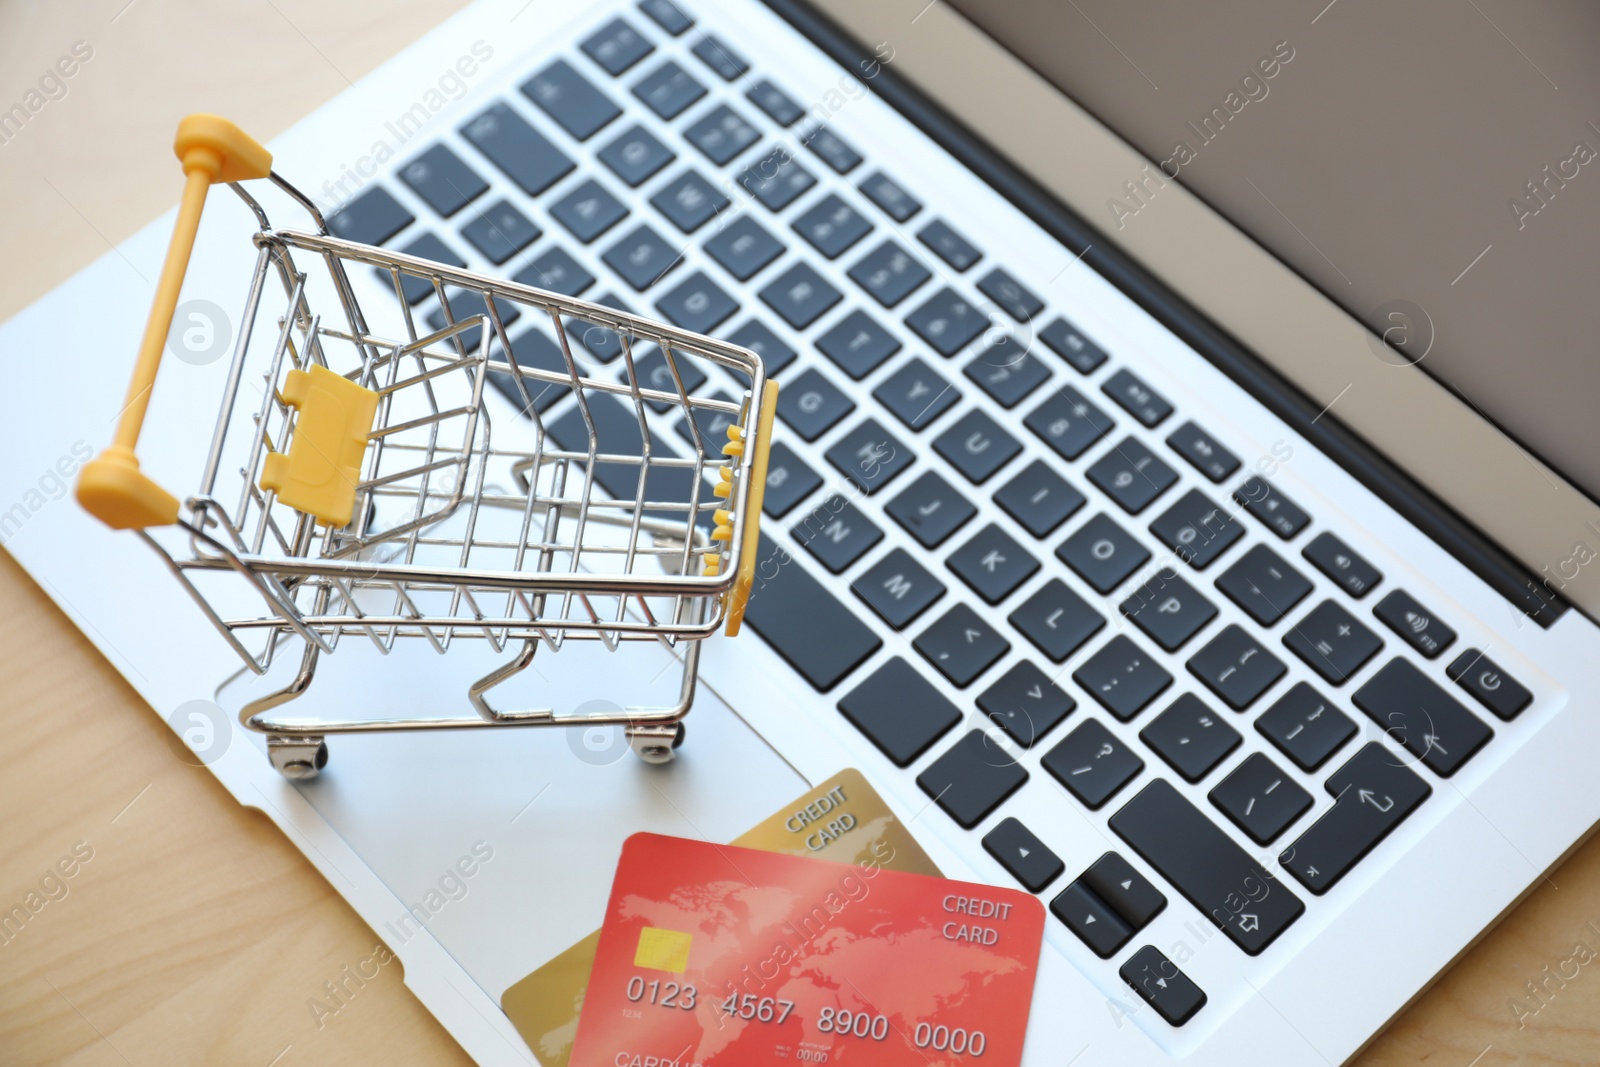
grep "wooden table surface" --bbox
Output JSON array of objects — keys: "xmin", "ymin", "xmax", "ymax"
[{"xmin": 2, "ymin": 2, "xmax": 1597, "ymax": 1064}]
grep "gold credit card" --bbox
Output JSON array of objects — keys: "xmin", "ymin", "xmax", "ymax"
[{"xmin": 500, "ymin": 769, "xmax": 939, "ymax": 1066}]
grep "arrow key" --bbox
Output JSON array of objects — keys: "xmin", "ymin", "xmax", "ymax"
[
  {"xmin": 914, "ymin": 603, "xmax": 1010, "ymax": 687},
  {"xmin": 1082, "ymin": 851, "xmax": 1167, "ymax": 930},
  {"xmin": 1050, "ymin": 881, "xmax": 1132, "ymax": 958},
  {"xmin": 983, "ymin": 816, "xmax": 1065, "ymax": 892},
  {"xmin": 1120, "ymin": 945, "xmax": 1207, "ymax": 1026},
  {"xmin": 1280, "ymin": 741, "xmax": 1431, "ymax": 894},
  {"xmin": 978, "ymin": 661, "xmax": 1076, "ymax": 748}
]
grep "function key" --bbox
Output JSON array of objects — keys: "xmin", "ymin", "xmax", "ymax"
[
  {"xmin": 521, "ymin": 59, "xmax": 622, "ymax": 141},
  {"xmin": 1255, "ymin": 681, "xmax": 1357, "ymax": 772},
  {"xmin": 759, "ymin": 262, "xmax": 842, "ymax": 329},
  {"xmin": 1373, "ymin": 589, "xmax": 1455, "ymax": 659},
  {"xmin": 1283, "ymin": 600, "xmax": 1383, "ymax": 685},
  {"xmin": 1009, "ymin": 579, "xmax": 1104, "ymax": 663},
  {"xmin": 963, "ymin": 341, "xmax": 1051, "ymax": 409},
  {"xmin": 851, "ymin": 547, "xmax": 946, "ymax": 629},
  {"xmin": 1234, "ymin": 477, "xmax": 1311, "ymax": 539},
  {"xmin": 849, "ymin": 239, "xmax": 933, "ymax": 308},
  {"xmin": 1139, "ymin": 693, "xmax": 1241, "ymax": 783},
  {"xmin": 905, "ymin": 287, "xmax": 988, "ymax": 356},
  {"xmin": 329, "ymin": 185, "xmax": 413, "ymax": 246},
  {"xmin": 792, "ymin": 494, "xmax": 882, "ymax": 573},
  {"xmin": 933, "ymin": 409, "xmax": 1023, "ymax": 484},
  {"xmin": 1280, "ymin": 742, "xmax": 1431, "ymax": 895},
  {"xmin": 1042, "ymin": 718, "xmax": 1145, "ymax": 809},
  {"xmin": 651, "ymin": 170, "xmax": 730, "ymax": 233},
  {"xmin": 1024, "ymin": 386, "xmax": 1116, "ymax": 462},
  {"xmin": 581, "ymin": 17, "xmax": 656, "ymax": 76},
  {"xmin": 1302, "ymin": 531, "xmax": 1382, "ymax": 599},
  {"xmin": 1102, "ymin": 368, "xmax": 1173, "ymax": 427},
  {"xmin": 632, "ymin": 60, "xmax": 707, "ymax": 120},
  {"xmin": 638, "ymin": 0, "xmax": 693, "ymax": 35},
  {"xmin": 460, "ymin": 199, "xmax": 541, "ymax": 265},
  {"xmin": 460, "ymin": 102, "xmax": 574, "ymax": 197},
  {"xmin": 760, "ymin": 441, "xmax": 822, "ymax": 518},
  {"xmin": 978, "ymin": 662, "xmax": 1075, "ymax": 748},
  {"xmin": 976, "ymin": 267, "xmax": 1043, "ymax": 323},
  {"xmin": 747, "ymin": 536, "xmax": 881, "ymax": 691},
  {"xmin": 826, "ymin": 418, "xmax": 915, "ymax": 495},
  {"xmin": 803, "ymin": 126, "xmax": 864, "ymax": 174},
  {"xmin": 1120, "ymin": 946, "xmax": 1207, "ymax": 1026},
  {"xmin": 874, "ymin": 357, "xmax": 960, "ymax": 431},
  {"xmin": 1038, "ymin": 316, "xmax": 1108, "ymax": 374},
  {"xmin": 1119, "ymin": 570, "xmax": 1217, "ymax": 653},
  {"xmin": 817, "ymin": 309, "xmax": 900, "ymax": 379},
  {"xmin": 1148, "ymin": 489, "xmax": 1243, "ymax": 570},
  {"xmin": 738, "ymin": 148, "xmax": 817, "ymax": 211},
  {"xmin": 1447, "ymin": 649, "xmax": 1533, "ymax": 721},
  {"xmin": 1081, "ymin": 852, "xmax": 1167, "ymax": 932},
  {"xmin": 1086, "ymin": 437, "xmax": 1178, "ymax": 514},
  {"xmin": 1167, "ymin": 420, "xmax": 1240, "ymax": 482},
  {"xmin": 1215, "ymin": 543, "xmax": 1311, "ymax": 626},
  {"xmin": 654, "ymin": 270, "xmax": 737, "ymax": 333},
  {"xmin": 775, "ymin": 367, "xmax": 853, "ymax": 440},
  {"xmin": 1051, "ymin": 881, "xmax": 1132, "ymax": 958},
  {"xmin": 859, "ymin": 170, "xmax": 922, "ymax": 222},
  {"xmin": 684, "ymin": 104, "xmax": 760, "ymax": 166},
  {"xmin": 1208, "ymin": 752, "xmax": 1312, "ymax": 845},
  {"xmin": 949, "ymin": 525, "xmax": 1039, "ymax": 605},
  {"xmin": 704, "ymin": 215, "xmax": 785, "ymax": 282},
  {"xmin": 885, "ymin": 470, "xmax": 977, "ymax": 548},
  {"xmin": 984, "ymin": 817, "xmax": 1065, "ymax": 892},
  {"xmin": 725, "ymin": 319, "xmax": 796, "ymax": 376},
  {"xmin": 746, "ymin": 78, "xmax": 803, "ymax": 126},
  {"xmin": 549, "ymin": 178, "xmax": 628, "ymax": 243},
  {"xmin": 918, "ymin": 219, "xmax": 982, "ymax": 271},
  {"xmin": 1187, "ymin": 624, "xmax": 1286, "ymax": 710},
  {"xmin": 399, "ymin": 143, "xmax": 487, "ymax": 217},
  {"xmin": 1352, "ymin": 658, "xmax": 1492, "ymax": 776},
  {"xmin": 917, "ymin": 730, "xmax": 1029, "ymax": 829},
  {"xmin": 691, "ymin": 33, "xmax": 748, "ymax": 80},
  {"xmin": 1075, "ymin": 635, "xmax": 1172, "ymax": 722},
  {"xmin": 598, "ymin": 124, "xmax": 675, "ymax": 187},
  {"xmin": 994, "ymin": 460, "xmax": 1086, "ymax": 539},
  {"xmin": 837, "ymin": 656, "xmax": 958, "ymax": 765},
  {"xmin": 914, "ymin": 603, "xmax": 1010, "ymax": 687},
  {"xmin": 1057, "ymin": 513, "xmax": 1150, "ymax": 594},
  {"xmin": 793, "ymin": 194, "xmax": 873, "ymax": 259}
]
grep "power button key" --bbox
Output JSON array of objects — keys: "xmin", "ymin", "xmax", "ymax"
[{"xmin": 1447, "ymin": 648, "xmax": 1533, "ymax": 721}]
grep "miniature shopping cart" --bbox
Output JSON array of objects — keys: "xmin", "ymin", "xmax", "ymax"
[{"xmin": 76, "ymin": 115, "xmax": 776, "ymax": 779}]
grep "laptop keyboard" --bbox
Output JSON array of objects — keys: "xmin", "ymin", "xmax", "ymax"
[{"xmin": 326, "ymin": 0, "xmax": 1538, "ymax": 1024}]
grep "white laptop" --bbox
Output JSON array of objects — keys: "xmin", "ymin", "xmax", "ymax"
[{"xmin": 4, "ymin": 0, "xmax": 1599, "ymax": 1063}]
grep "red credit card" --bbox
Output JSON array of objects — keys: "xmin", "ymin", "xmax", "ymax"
[{"xmin": 570, "ymin": 832, "xmax": 1045, "ymax": 1066}]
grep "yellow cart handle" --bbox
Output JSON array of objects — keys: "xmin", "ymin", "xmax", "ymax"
[
  {"xmin": 723, "ymin": 379, "xmax": 779, "ymax": 637},
  {"xmin": 76, "ymin": 114, "xmax": 272, "ymax": 529}
]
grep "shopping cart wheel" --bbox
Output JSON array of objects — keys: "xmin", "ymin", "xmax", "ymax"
[
  {"xmin": 627, "ymin": 722, "xmax": 685, "ymax": 764},
  {"xmin": 268, "ymin": 735, "xmax": 329, "ymax": 779}
]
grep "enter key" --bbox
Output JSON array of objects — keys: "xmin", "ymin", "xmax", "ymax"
[{"xmin": 1280, "ymin": 742, "xmax": 1432, "ymax": 895}]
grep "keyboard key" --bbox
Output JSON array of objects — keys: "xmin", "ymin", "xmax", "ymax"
[
  {"xmin": 1083, "ymin": 852, "xmax": 1168, "ymax": 930},
  {"xmin": 838, "ymin": 656, "xmax": 958, "ymax": 765},
  {"xmin": 1234, "ymin": 476, "xmax": 1311, "ymax": 539},
  {"xmin": 1215, "ymin": 544, "xmax": 1312, "ymax": 625},
  {"xmin": 1373, "ymin": 589, "xmax": 1456, "ymax": 659},
  {"xmin": 631, "ymin": 60, "xmax": 706, "ymax": 119},
  {"xmin": 1280, "ymin": 742, "xmax": 1431, "ymax": 895},
  {"xmin": 948, "ymin": 524, "xmax": 1038, "ymax": 605},
  {"xmin": 1024, "ymin": 386, "xmax": 1116, "ymax": 461},
  {"xmin": 684, "ymin": 104, "xmax": 760, "ymax": 165},
  {"xmin": 651, "ymin": 170, "xmax": 730, "ymax": 233},
  {"xmin": 598, "ymin": 124, "xmax": 675, "ymax": 187},
  {"xmin": 776, "ymin": 368, "xmax": 853, "ymax": 440},
  {"xmin": 1140, "ymin": 693, "xmax": 1240, "ymax": 783},
  {"xmin": 1042, "ymin": 718, "xmax": 1144, "ymax": 809},
  {"xmin": 1149, "ymin": 489, "xmax": 1244, "ymax": 570},
  {"xmin": 1038, "ymin": 316, "xmax": 1108, "ymax": 374},
  {"xmin": 726, "ymin": 319, "xmax": 796, "ymax": 376},
  {"xmin": 489, "ymin": 328, "xmax": 571, "ymax": 415},
  {"xmin": 549, "ymin": 178, "xmax": 628, "ymax": 243},
  {"xmin": 602, "ymin": 223, "xmax": 683, "ymax": 290},
  {"xmin": 761, "ymin": 441, "xmax": 822, "ymax": 518},
  {"xmin": 1009, "ymin": 579, "xmax": 1103, "ymax": 663},
  {"xmin": 460, "ymin": 199, "xmax": 541, "ymax": 264},
  {"xmin": 915, "ymin": 603, "xmax": 1010, "ymax": 687},
  {"xmin": 1120, "ymin": 946, "xmax": 1206, "ymax": 1026},
  {"xmin": 746, "ymin": 78, "xmax": 803, "ymax": 126},
  {"xmin": 859, "ymin": 170, "xmax": 922, "ymax": 222},
  {"xmin": 984, "ymin": 817, "xmax": 1064, "ymax": 892},
  {"xmin": 461, "ymin": 102, "xmax": 574, "ymax": 196},
  {"xmin": 581, "ymin": 17, "xmax": 654, "ymax": 75},
  {"xmin": 638, "ymin": 0, "xmax": 693, "ymax": 35},
  {"xmin": 1120, "ymin": 570, "xmax": 1217, "ymax": 652},
  {"xmin": 874, "ymin": 358, "xmax": 959, "ymax": 430},
  {"xmin": 802, "ymin": 125, "xmax": 863, "ymax": 174},
  {"xmin": 677, "ymin": 389, "xmax": 738, "ymax": 452},
  {"xmin": 327, "ymin": 185, "xmax": 412, "ymax": 245},
  {"xmin": 759, "ymin": 262, "xmax": 842, "ymax": 329},
  {"xmin": 816, "ymin": 310, "xmax": 899, "ymax": 378},
  {"xmin": 747, "ymin": 536, "xmax": 881, "ymax": 690},
  {"xmin": 919, "ymin": 219, "xmax": 982, "ymax": 271},
  {"xmin": 737, "ymin": 148, "xmax": 817, "ymax": 211},
  {"xmin": 703, "ymin": 215, "xmax": 784, "ymax": 282},
  {"xmin": 626, "ymin": 345, "xmax": 707, "ymax": 412},
  {"xmin": 1087, "ymin": 438, "xmax": 1178, "ymax": 514},
  {"xmin": 1284, "ymin": 599, "xmax": 1383, "ymax": 685},
  {"xmin": 978, "ymin": 662, "xmax": 1074, "ymax": 748},
  {"xmin": 852, "ymin": 547, "xmax": 946, "ymax": 629},
  {"xmin": 564, "ymin": 291, "xmax": 631, "ymax": 363},
  {"xmin": 425, "ymin": 290, "xmax": 521, "ymax": 351},
  {"xmin": 918, "ymin": 730, "xmax": 1029, "ymax": 829},
  {"xmin": 976, "ymin": 267, "xmax": 1043, "ymax": 323},
  {"xmin": 691, "ymin": 33, "xmax": 748, "ymax": 80},
  {"xmin": 905, "ymin": 287, "xmax": 988, "ymax": 356},
  {"xmin": 545, "ymin": 393, "xmax": 698, "ymax": 521},
  {"xmin": 1110, "ymin": 779, "xmax": 1305, "ymax": 955},
  {"xmin": 848, "ymin": 239, "xmax": 932, "ymax": 308},
  {"xmin": 655, "ymin": 270, "xmax": 738, "ymax": 333},
  {"xmin": 1051, "ymin": 881, "xmax": 1133, "ymax": 958},
  {"xmin": 933, "ymin": 409, "xmax": 1022, "ymax": 484},
  {"xmin": 1210, "ymin": 753, "xmax": 1312, "ymax": 845},
  {"xmin": 1447, "ymin": 649, "xmax": 1533, "ymax": 720},
  {"xmin": 886, "ymin": 471, "xmax": 977, "ymax": 548},
  {"xmin": 1352, "ymin": 658, "xmax": 1492, "ymax": 776},
  {"xmin": 1057, "ymin": 513, "xmax": 1150, "ymax": 594},
  {"xmin": 1256, "ymin": 682, "xmax": 1357, "ymax": 771},
  {"xmin": 826, "ymin": 419, "xmax": 915, "ymax": 494},
  {"xmin": 1302, "ymin": 531, "xmax": 1382, "ymax": 599},
  {"xmin": 385, "ymin": 233, "xmax": 464, "ymax": 304},
  {"xmin": 964, "ymin": 342, "xmax": 1051, "ymax": 408},
  {"xmin": 793, "ymin": 195, "xmax": 874, "ymax": 260},
  {"xmin": 399, "ymin": 143, "xmax": 487, "ymax": 218},
  {"xmin": 995, "ymin": 461, "xmax": 1085, "ymax": 539},
  {"xmin": 1167, "ymin": 420, "xmax": 1240, "ymax": 483},
  {"xmin": 522, "ymin": 59, "xmax": 622, "ymax": 141},
  {"xmin": 1102, "ymin": 368, "xmax": 1173, "ymax": 427},
  {"xmin": 1188, "ymin": 625, "xmax": 1286, "ymax": 710},
  {"xmin": 1075, "ymin": 635, "xmax": 1172, "ymax": 721},
  {"xmin": 792, "ymin": 494, "xmax": 882, "ymax": 573}
]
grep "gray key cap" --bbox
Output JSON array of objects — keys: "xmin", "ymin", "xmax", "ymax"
[
  {"xmin": 1087, "ymin": 437, "xmax": 1178, "ymax": 514},
  {"xmin": 802, "ymin": 125, "xmax": 862, "ymax": 173},
  {"xmin": 918, "ymin": 730, "xmax": 1029, "ymax": 829},
  {"xmin": 848, "ymin": 239, "xmax": 931, "ymax": 307},
  {"xmin": 632, "ymin": 60, "xmax": 706, "ymax": 119},
  {"xmin": 758, "ymin": 262, "xmax": 841, "ymax": 329},
  {"xmin": 460, "ymin": 102, "xmax": 574, "ymax": 196},
  {"xmin": 638, "ymin": 0, "xmax": 693, "ymax": 35},
  {"xmin": 1149, "ymin": 489, "xmax": 1244, "ymax": 570},
  {"xmin": 738, "ymin": 147, "xmax": 816, "ymax": 210},
  {"xmin": 837, "ymin": 657, "xmax": 959, "ymax": 764},
  {"xmin": 859, "ymin": 171, "xmax": 922, "ymax": 221},
  {"xmin": 886, "ymin": 471, "xmax": 977, "ymax": 548},
  {"xmin": 581, "ymin": 17, "xmax": 654, "ymax": 75},
  {"xmin": 905, "ymin": 287, "xmax": 987, "ymax": 356},
  {"xmin": 385, "ymin": 233, "xmax": 464, "ymax": 305},
  {"xmin": 1042, "ymin": 718, "xmax": 1144, "ymax": 809},
  {"xmin": 602, "ymin": 223, "xmax": 683, "ymax": 290},
  {"xmin": 627, "ymin": 345, "xmax": 706, "ymax": 412},
  {"xmin": 654, "ymin": 270, "xmax": 737, "ymax": 333},
  {"xmin": 725, "ymin": 318, "xmax": 796, "ymax": 376},
  {"xmin": 1209, "ymin": 752, "xmax": 1313, "ymax": 845},
  {"xmin": 793, "ymin": 194, "xmax": 873, "ymax": 259},
  {"xmin": 425, "ymin": 290, "xmax": 521, "ymax": 351},
  {"xmin": 1447, "ymin": 649, "xmax": 1533, "ymax": 721},
  {"xmin": 748, "ymin": 536, "xmax": 881, "ymax": 691},
  {"xmin": 691, "ymin": 33, "xmax": 748, "ymax": 81},
  {"xmin": 1301, "ymin": 531, "xmax": 1382, "ymax": 599},
  {"xmin": 852, "ymin": 547, "xmax": 946, "ymax": 629},
  {"xmin": 775, "ymin": 367, "xmax": 853, "ymax": 440},
  {"xmin": 760, "ymin": 441, "xmax": 821, "ymax": 519},
  {"xmin": 328, "ymin": 186, "xmax": 412, "ymax": 245},
  {"xmin": 460, "ymin": 199, "xmax": 541, "ymax": 264},
  {"xmin": 948, "ymin": 524, "xmax": 1039, "ymax": 605},
  {"xmin": 1215, "ymin": 544, "xmax": 1311, "ymax": 625},
  {"xmin": 1102, "ymin": 368, "xmax": 1173, "ymax": 427},
  {"xmin": 1188, "ymin": 625, "xmax": 1287, "ymax": 710},
  {"xmin": 684, "ymin": 103, "xmax": 760, "ymax": 165},
  {"xmin": 964, "ymin": 342, "xmax": 1051, "ymax": 408},
  {"xmin": 1057, "ymin": 513, "xmax": 1150, "ymax": 594},
  {"xmin": 599, "ymin": 125, "xmax": 675, "ymax": 187},
  {"xmin": 1075, "ymin": 635, "xmax": 1173, "ymax": 721},
  {"xmin": 816, "ymin": 309, "xmax": 899, "ymax": 378},
  {"xmin": 915, "ymin": 603, "xmax": 1010, "ymax": 687},
  {"xmin": 918, "ymin": 219, "xmax": 981, "ymax": 270},
  {"xmin": 488, "ymin": 327, "xmax": 571, "ymax": 416},
  {"xmin": 1083, "ymin": 852, "xmax": 1168, "ymax": 930},
  {"xmin": 874, "ymin": 358, "xmax": 959, "ymax": 430},
  {"xmin": 521, "ymin": 59, "xmax": 622, "ymax": 140},
  {"xmin": 1009, "ymin": 579, "xmax": 1104, "ymax": 662},
  {"xmin": 985, "ymin": 817, "xmax": 1065, "ymax": 892},
  {"xmin": 1283, "ymin": 599, "xmax": 1383, "ymax": 685},
  {"xmin": 979, "ymin": 662, "xmax": 1075, "ymax": 748},
  {"xmin": 1121, "ymin": 946, "xmax": 1206, "ymax": 1026},
  {"xmin": 1025, "ymin": 386, "xmax": 1116, "ymax": 461},
  {"xmin": 994, "ymin": 461, "xmax": 1086, "ymax": 538},
  {"xmin": 651, "ymin": 170, "xmax": 730, "ymax": 233},
  {"xmin": 826, "ymin": 418, "xmax": 915, "ymax": 494},
  {"xmin": 1120, "ymin": 569, "xmax": 1218, "ymax": 652},
  {"xmin": 1234, "ymin": 476, "xmax": 1310, "ymax": 539},
  {"xmin": 399, "ymin": 143, "xmax": 488, "ymax": 217},
  {"xmin": 563, "ymin": 291, "xmax": 631, "ymax": 363},
  {"xmin": 792, "ymin": 494, "xmax": 882, "ymax": 573},
  {"xmin": 703, "ymin": 215, "xmax": 784, "ymax": 281},
  {"xmin": 1038, "ymin": 316, "xmax": 1108, "ymax": 373},
  {"xmin": 1280, "ymin": 742, "xmax": 1431, "ymax": 894},
  {"xmin": 977, "ymin": 267, "xmax": 1043, "ymax": 322},
  {"xmin": 933, "ymin": 409, "xmax": 1022, "ymax": 484},
  {"xmin": 1167, "ymin": 420, "xmax": 1240, "ymax": 482},
  {"xmin": 1052, "ymin": 881, "xmax": 1133, "ymax": 958},
  {"xmin": 677, "ymin": 388, "xmax": 737, "ymax": 452},
  {"xmin": 746, "ymin": 78, "xmax": 802, "ymax": 126},
  {"xmin": 1140, "ymin": 693, "xmax": 1241, "ymax": 783},
  {"xmin": 1373, "ymin": 589, "xmax": 1456, "ymax": 659},
  {"xmin": 1352, "ymin": 658, "xmax": 1492, "ymax": 776},
  {"xmin": 1255, "ymin": 682, "xmax": 1357, "ymax": 771},
  {"xmin": 549, "ymin": 178, "xmax": 628, "ymax": 243}
]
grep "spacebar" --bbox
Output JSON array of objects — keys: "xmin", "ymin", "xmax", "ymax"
[
  {"xmin": 1110, "ymin": 779, "xmax": 1305, "ymax": 955},
  {"xmin": 742, "ymin": 536, "xmax": 882, "ymax": 692}
]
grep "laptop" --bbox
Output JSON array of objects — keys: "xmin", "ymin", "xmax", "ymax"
[{"xmin": 4, "ymin": 0, "xmax": 1599, "ymax": 1063}]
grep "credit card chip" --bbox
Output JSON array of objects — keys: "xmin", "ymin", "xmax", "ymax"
[{"xmin": 633, "ymin": 927, "xmax": 693, "ymax": 973}]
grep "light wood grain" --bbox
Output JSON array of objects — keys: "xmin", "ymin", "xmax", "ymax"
[{"xmin": 2, "ymin": 2, "xmax": 1598, "ymax": 1064}]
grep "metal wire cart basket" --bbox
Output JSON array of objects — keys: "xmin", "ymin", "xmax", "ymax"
[{"xmin": 76, "ymin": 116, "xmax": 776, "ymax": 778}]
